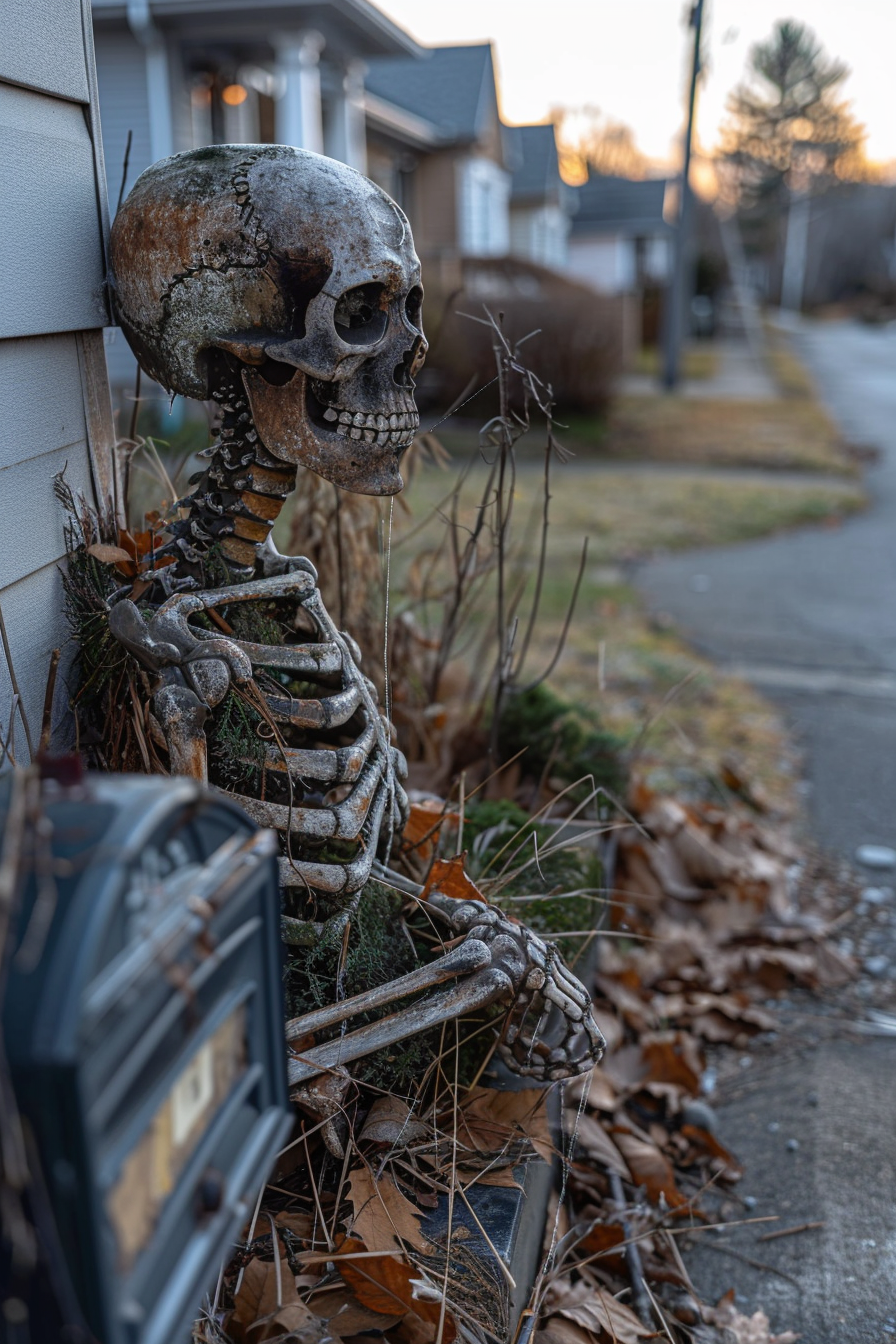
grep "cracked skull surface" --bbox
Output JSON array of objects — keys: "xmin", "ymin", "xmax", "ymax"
[{"xmin": 109, "ymin": 144, "xmax": 426, "ymax": 496}]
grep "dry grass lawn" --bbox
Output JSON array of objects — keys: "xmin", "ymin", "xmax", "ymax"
[
  {"xmin": 632, "ymin": 344, "xmax": 719, "ymax": 381},
  {"xmin": 387, "ymin": 448, "xmax": 858, "ymax": 813},
  {"xmin": 594, "ymin": 394, "xmax": 855, "ymax": 473},
  {"xmin": 397, "ymin": 457, "xmax": 864, "ymax": 570}
]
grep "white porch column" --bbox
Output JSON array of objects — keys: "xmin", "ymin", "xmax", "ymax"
[
  {"xmin": 274, "ymin": 31, "xmax": 325, "ymax": 154},
  {"xmin": 127, "ymin": 0, "xmax": 174, "ymax": 163},
  {"xmin": 326, "ymin": 60, "xmax": 367, "ymax": 172}
]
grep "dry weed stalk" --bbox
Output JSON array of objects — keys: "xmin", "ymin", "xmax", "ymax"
[{"xmin": 401, "ymin": 308, "xmax": 587, "ymax": 763}]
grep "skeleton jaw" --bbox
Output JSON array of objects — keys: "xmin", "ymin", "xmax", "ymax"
[{"xmin": 242, "ymin": 363, "xmax": 417, "ymax": 496}]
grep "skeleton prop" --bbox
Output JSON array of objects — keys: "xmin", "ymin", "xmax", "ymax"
[{"xmin": 105, "ymin": 145, "xmax": 604, "ymax": 1087}]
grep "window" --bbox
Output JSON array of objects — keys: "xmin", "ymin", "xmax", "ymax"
[{"xmin": 459, "ymin": 157, "xmax": 511, "ymax": 258}]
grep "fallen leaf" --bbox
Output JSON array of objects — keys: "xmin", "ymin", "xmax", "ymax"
[
  {"xmin": 599, "ymin": 1042, "xmax": 647, "ymax": 1092},
  {"xmin": 640, "ymin": 1031, "xmax": 703, "ymax": 1094},
  {"xmin": 422, "ymin": 853, "xmax": 487, "ymax": 903},
  {"xmin": 455, "ymin": 1086, "xmax": 554, "ymax": 1164},
  {"xmin": 403, "ymin": 800, "xmax": 459, "ymax": 858},
  {"xmin": 392, "ymin": 1309, "xmax": 439, "ymax": 1344},
  {"xmin": 547, "ymin": 1278, "xmax": 652, "ymax": 1342},
  {"xmin": 229, "ymin": 1253, "xmax": 329, "ymax": 1343},
  {"xmin": 359, "ymin": 1095, "xmax": 430, "ymax": 1146},
  {"xmin": 310, "ymin": 1286, "xmax": 403, "ymax": 1335},
  {"xmin": 703, "ymin": 1290, "xmax": 800, "ymax": 1343},
  {"xmin": 346, "ymin": 1165, "xmax": 432, "ymax": 1252},
  {"xmin": 565, "ymin": 1065, "xmax": 617, "ymax": 1112},
  {"xmin": 334, "ymin": 1238, "xmax": 453, "ymax": 1340},
  {"xmin": 274, "ymin": 1210, "xmax": 314, "ymax": 1238},
  {"xmin": 577, "ymin": 1220, "xmax": 627, "ymax": 1272},
  {"xmin": 612, "ymin": 1129, "xmax": 686, "ymax": 1207},
  {"xmin": 680, "ymin": 1125, "xmax": 744, "ymax": 1182},
  {"xmin": 86, "ymin": 543, "xmax": 134, "ymax": 565},
  {"xmin": 535, "ymin": 1319, "xmax": 594, "ymax": 1344},
  {"xmin": 568, "ymin": 1111, "xmax": 630, "ymax": 1178}
]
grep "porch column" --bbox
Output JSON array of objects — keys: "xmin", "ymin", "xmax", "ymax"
[
  {"xmin": 273, "ymin": 31, "xmax": 324, "ymax": 154},
  {"xmin": 326, "ymin": 60, "xmax": 367, "ymax": 172},
  {"xmin": 127, "ymin": 0, "xmax": 173, "ymax": 163}
]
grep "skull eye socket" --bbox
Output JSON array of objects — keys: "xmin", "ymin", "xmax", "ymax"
[
  {"xmin": 333, "ymin": 282, "xmax": 388, "ymax": 346},
  {"xmin": 405, "ymin": 285, "xmax": 423, "ymax": 329}
]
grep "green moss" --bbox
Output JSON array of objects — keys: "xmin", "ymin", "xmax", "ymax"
[
  {"xmin": 207, "ymin": 690, "xmax": 266, "ymax": 783},
  {"xmin": 462, "ymin": 798, "xmax": 606, "ymax": 959},
  {"xmin": 225, "ymin": 601, "xmax": 286, "ymax": 647},
  {"xmin": 497, "ymin": 683, "xmax": 627, "ymax": 802}
]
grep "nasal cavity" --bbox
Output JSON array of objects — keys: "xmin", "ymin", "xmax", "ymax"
[{"xmin": 393, "ymin": 339, "xmax": 422, "ymax": 388}]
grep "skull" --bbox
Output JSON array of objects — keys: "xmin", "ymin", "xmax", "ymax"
[{"xmin": 108, "ymin": 145, "xmax": 427, "ymax": 494}]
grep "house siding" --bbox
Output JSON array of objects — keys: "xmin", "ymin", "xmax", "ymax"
[
  {"xmin": 94, "ymin": 29, "xmax": 154, "ymax": 205},
  {"xmin": 411, "ymin": 150, "xmax": 461, "ymax": 286},
  {"xmin": 509, "ymin": 204, "xmax": 569, "ymax": 271},
  {"xmin": 458, "ymin": 155, "xmax": 510, "ymax": 258},
  {"xmin": 0, "ymin": 0, "xmax": 115, "ymax": 763},
  {"xmin": 567, "ymin": 235, "xmax": 635, "ymax": 293}
]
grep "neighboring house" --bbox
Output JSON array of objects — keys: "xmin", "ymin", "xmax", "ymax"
[
  {"xmin": 364, "ymin": 43, "xmax": 511, "ymax": 286},
  {"xmin": 1, "ymin": 0, "xmax": 116, "ymax": 758},
  {"xmin": 566, "ymin": 173, "xmax": 672, "ymax": 295},
  {"xmin": 91, "ymin": 0, "xmax": 422, "ymax": 188},
  {"xmin": 505, "ymin": 123, "xmax": 572, "ymax": 273},
  {"xmin": 90, "ymin": 3, "xmax": 579, "ymax": 397},
  {"xmin": 91, "ymin": 0, "xmax": 422, "ymax": 399}
]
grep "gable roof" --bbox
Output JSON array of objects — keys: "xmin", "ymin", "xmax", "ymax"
[
  {"xmin": 571, "ymin": 173, "xmax": 671, "ymax": 236},
  {"xmin": 91, "ymin": 0, "xmax": 423, "ymax": 58},
  {"xmin": 364, "ymin": 43, "xmax": 495, "ymax": 144},
  {"xmin": 505, "ymin": 123, "xmax": 561, "ymax": 203}
]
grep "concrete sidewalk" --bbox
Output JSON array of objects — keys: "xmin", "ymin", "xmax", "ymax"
[{"xmin": 621, "ymin": 337, "xmax": 777, "ymax": 401}]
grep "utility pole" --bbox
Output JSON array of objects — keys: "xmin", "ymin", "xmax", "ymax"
[
  {"xmin": 662, "ymin": 0, "xmax": 705, "ymax": 390},
  {"xmin": 780, "ymin": 188, "xmax": 810, "ymax": 312}
]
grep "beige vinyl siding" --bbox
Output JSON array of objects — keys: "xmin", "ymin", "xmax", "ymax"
[
  {"xmin": 0, "ymin": 0, "xmax": 115, "ymax": 762},
  {"xmin": 1, "ymin": 0, "xmax": 90, "ymax": 101}
]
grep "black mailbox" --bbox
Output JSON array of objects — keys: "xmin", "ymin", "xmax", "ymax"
[{"xmin": 1, "ymin": 769, "xmax": 291, "ymax": 1344}]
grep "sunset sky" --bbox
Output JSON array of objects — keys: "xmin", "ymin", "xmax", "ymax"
[{"xmin": 376, "ymin": 1, "xmax": 896, "ymax": 169}]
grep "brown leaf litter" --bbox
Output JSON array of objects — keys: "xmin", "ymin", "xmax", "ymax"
[{"xmin": 200, "ymin": 780, "xmax": 860, "ymax": 1344}]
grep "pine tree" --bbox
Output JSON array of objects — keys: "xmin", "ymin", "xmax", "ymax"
[{"xmin": 721, "ymin": 19, "xmax": 869, "ymax": 209}]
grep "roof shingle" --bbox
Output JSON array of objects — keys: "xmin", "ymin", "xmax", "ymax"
[
  {"xmin": 505, "ymin": 123, "xmax": 561, "ymax": 202},
  {"xmin": 364, "ymin": 43, "xmax": 494, "ymax": 143},
  {"xmin": 570, "ymin": 174, "xmax": 670, "ymax": 236}
]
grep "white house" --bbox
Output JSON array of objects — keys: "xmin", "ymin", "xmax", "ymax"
[
  {"xmin": 566, "ymin": 173, "xmax": 672, "ymax": 295},
  {"xmin": 505, "ymin": 123, "xmax": 572, "ymax": 272}
]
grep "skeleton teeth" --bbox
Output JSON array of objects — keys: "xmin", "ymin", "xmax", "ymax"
[
  {"xmin": 323, "ymin": 407, "xmax": 339, "ymax": 422},
  {"xmin": 389, "ymin": 414, "xmax": 399, "ymax": 430},
  {"xmin": 350, "ymin": 426, "xmax": 362, "ymax": 440},
  {"xmin": 376, "ymin": 414, "xmax": 388, "ymax": 431},
  {"xmin": 376, "ymin": 431, "xmax": 389, "ymax": 446},
  {"xmin": 352, "ymin": 412, "xmax": 366, "ymax": 427},
  {"xmin": 339, "ymin": 411, "xmax": 352, "ymax": 425},
  {"xmin": 337, "ymin": 423, "xmax": 348, "ymax": 437},
  {"xmin": 362, "ymin": 428, "xmax": 376, "ymax": 443}
]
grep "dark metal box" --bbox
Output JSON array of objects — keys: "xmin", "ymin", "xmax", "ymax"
[{"xmin": 1, "ymin": 770, "xmax": 291, "ymax": 1344}]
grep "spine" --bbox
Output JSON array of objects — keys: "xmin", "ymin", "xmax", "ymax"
[{"xmin": 162, "ymin": 368, "xmax": 296, "ymax": 580}]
